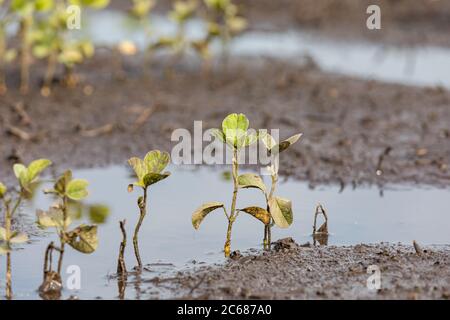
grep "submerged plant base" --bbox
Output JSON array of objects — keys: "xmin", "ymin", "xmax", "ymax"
[{"xmin": 39, "ymin": 271, "xmax": 62, "ymax": 300}]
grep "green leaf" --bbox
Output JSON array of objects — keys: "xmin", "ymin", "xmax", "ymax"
[
  {"xmin": 27, "ymin": 159, "xmax": 52, "ymax": 182},
  {"xmin": 271, "ymin": 133, "xmax": 302, "ymax": 155},
  {"xmin": 143, "ymin": 172, "xmax": 170, "ymax": 187},
  {"xmin": 268, "ymin": 196, "xmax": 293, "ymax": 228},
  {"xmin": 128, "ymin": 157, "xmax": 146, "ymax": 183},
  {"xmin": 66, "ymin": 179, "xmax": 89, "ymax": 200},
  {"xmin": 13, "ymin": 163, "xmax": 29, "ymax": 187},
  {"xmin": 0, "ymin": 227, "xmax": 6, "ymax": 241},
  {"xmin": 35, "ymin": 0, "xmax": 54, "ymax": 11},
  {"xmin": 0, "ymin": 182, "xmax": 7, "ymax": 198},
  {"xmin": 239, "ymin": 207, "xmax": 270, "ymax": 225},
  {"xmin": 37, "ymin": 207, "xmax": 72, "ymax": 229},
  {"xmin": 144, "ymin": 150, "xmax": 170, "ymax": 174},
  {"xmin": 238, "ymin": 173, "xmax": 266, "ymax": 194},
  {"xmin": 0, "ymin": 243, "xmax": 10, "ymax": 255},
  {"xmin": 9, "ymin": 232, "xmax": 28, "ymax": 244},
  {"xmin": 88, "ymin": 205, "xmax": 110, "ymax": 224},
  {"xmin": 192, "ymin": 202, "xmax": 225, "ymax": 230},
  {"xmin": 54, "ymin": 170, "xmax": 72, "ymax": 195},
  {"xmin": 66, "ymin": 225, "xmax": 98, "ymax": 254},
  {"xmin": 222, "ymin": 113, "xmax": 249, "ymax": 149}
]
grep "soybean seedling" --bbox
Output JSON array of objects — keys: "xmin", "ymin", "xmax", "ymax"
[
  {"xmin": 0, "ymin": 158, "xmax": 52, "ymax": 299},
  {"xmin": 258, "ymin": 131, "xmax": 302, "ymax": 248},
  {"xmin": 127, "ymin": 150, "xmax": 171, "ymax": 270},
  {"xmin": 37, "ymin": 170, "xmax": 98, "ymax": 296},
  {"xmin": 192, "ymin": 113, "xmax": 267, "ymax": 257}
]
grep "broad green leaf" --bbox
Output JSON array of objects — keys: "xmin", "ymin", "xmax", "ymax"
[
  {"xmin": 143, "ymin": 172, "xmax": 170, "ymax": 187},
  {"xmin": 192, "ymin": 202, "xmax": 225, "ymax": 230},
  {"xmin": 89, "ymin": 205, "xmax": 110, "ymax": 224},
  {"xmin": 27, "ymin": 159, "xmax": 52, "ymax": 182},
  {"xmin": 268, "ymin": 196, "xmax": 293, "ymax": 228},
  {"xmin": 271, "ymin": 133, "xmax": 302, "ymax": 155},
  {"xmin": 66, "ymin": 225, "xmax": 98, "ymax": 254},
  {"xmin": 222, "ymin": 113, "xmax": 249, "ymax": 149},
  {"xmin": 239, "ymin": 207, "xmax": 270, "ymax": 225},
  {"xmin": 0, "ymin": 227, "xmax": 6, "ymax": 240},
  {"xmin": 13, "ymin": 163, "xmax": 29, "ymax": 187},
  {"xmin": 9, "ymin": 232, "xmax": 28, "ymax": 244},
  {"xmin": 35, "ymin": 0, "xmax": 54, "ymax": 11},
  {"xmin": 66, "ymin": 179, "xmax": 89, "ymax": 200},
  {"xmin": 238, "ymin": 173, "xmax": 266, "ymax": 194},
  {"xmin": 144, "ymin": 150, "xmax": 170, "ymax": 174},
  {"xmin": 128, "ymin": 157, "xmax": 146, "ymax": 182},
  {"xmin": 0, "ymin": 182, "xmax": 6, "ymax": 198}
]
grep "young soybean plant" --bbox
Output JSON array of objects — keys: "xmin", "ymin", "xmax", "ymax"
[
  {"xmin": 192, "ymin": 113, "xmax": 266, "ymax": 257},
  {"xmin": 127, "ymin": 150, "xmax": 171, "ymax": 270},
  {"xmin": 0, "ymin": 158, "xmax": 52, "ymax": 299},
  {"xmin": 37, "ymin": 170, "xmax": 98, "ymax": 295},
  {"xmin": 240, "ymin": 132, "xmax": 302, "ymax": 249}
]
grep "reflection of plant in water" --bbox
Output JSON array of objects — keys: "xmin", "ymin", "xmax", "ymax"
[
  {"xmin": 127, "ymin": 150, "xmax": 171, "ymax": 270},
  {"xmin": 240, "ymin": 132, "xmax": 302, "ymax": 249},
  {"xmin": 37, "ymin": 170, "xmax": 98, "ymax": 298},
  {"xmin": 0, "ymin": 158, "xmax": 52, "ymax": 299},
  {"xmin": 192, "ymin": 113, "xmax": 262, "ymax": 257},
  {"xmin": 313, "ymin": 203, "xmax": 329, "ymax": 246}
]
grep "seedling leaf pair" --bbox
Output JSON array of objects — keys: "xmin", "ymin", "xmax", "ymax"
[
  {"xmin": 13, "ymin": 159, "xmax": 52, "ymax": 191},
  {"xmin": 128, "ymin": 150, "xmax": 171, "ymax": 189}
]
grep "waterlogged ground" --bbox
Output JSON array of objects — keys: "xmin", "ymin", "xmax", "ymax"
[{"xmin": 0, "ymin": 165, "xmax": 449, "ymax": 299}]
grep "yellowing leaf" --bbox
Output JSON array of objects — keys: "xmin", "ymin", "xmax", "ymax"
[
  {"xmin": 66, "ymin": 225, "xmax": 98, "ymax": 254},
  {"xmin": 27, "ymin": 159, "xmax": 52, "ymax": 182},
  {"xmin": 268, "ymin": 196, "xmax": 293, "ymax": 228},
  {"xmin": 192, "ymin": 202, "xmax": 225, "ymax": 229},
  {"xmin": 222, "ymin": 113, "xmax": 249, "ymax": 149},
  {"xmin": 0, "ymin": 182, "xmax": 7, "ymax": 198},
  {"xmin": 144, "ymin": 150, "xmax": 170, "ymax": 174},
  {"xmin": 143, "ymin": 172, "xmax": 170, "ymax": 187},
  {"xmin": 239, "ymin": 207, "xmax": 270, "ymax": 225}
]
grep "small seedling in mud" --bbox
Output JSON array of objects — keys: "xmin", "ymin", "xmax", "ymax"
[
  {"xmin": 151, "ymin": 0, "xmax": 199, "ymax": 69},
  {"xmin": 248, "ymin": 131, "xmax": 302, "ymax": 249},
  {"xmin": 192, "ymin": 113, "xmax": 264, "ymax": 257},
  {"xmin": 0, "ymin": 158, "xmax": 52, "ymax": 299},
  {"xmin": 36, "ymin": 170, "xmax": 98, "ymax": 298},
  {"xmin": 127, "ymin": 150, "xmax": 171, "ymax": 270},
  {"xmin": 203, "ymin": 0, "xmax": 247, "ymax": 61}
]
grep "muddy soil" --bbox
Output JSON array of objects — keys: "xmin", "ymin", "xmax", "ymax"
[
  {"xmin": 166, "ymin": 238, "xmax": 450, "ymax": 300},
  {"xmin": 110, "ymin": 0, "xmax": 450, "ymax": 47},
  {"xmin": 1, "ymin": 54, "xmax": 449, "ymax": 188}
]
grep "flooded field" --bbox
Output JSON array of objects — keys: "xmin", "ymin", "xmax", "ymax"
[{"xmin": 1, "ymin": 165, "xmax": 449, "ymax": 299}]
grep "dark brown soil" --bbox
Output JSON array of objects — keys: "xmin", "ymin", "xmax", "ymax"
[
  {"xmin": 165, "ymin": 239, "xmax": 450, "ymax": 300},
  {"xmin": 1, "ymin": 54, "xmax": 449, "ymax": 188}
]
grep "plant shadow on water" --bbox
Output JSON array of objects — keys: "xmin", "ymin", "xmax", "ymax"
[{"xmin": 1, "ymin": 165, "xmax": 450, "ymax": 299}]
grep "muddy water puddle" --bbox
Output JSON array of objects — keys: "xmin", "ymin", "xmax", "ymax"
[
  {"xmin": 78, "ymin": 10, "xmax": 450, "ymax": 89},
  {"xmin": 1, "ymin": 165, "xmax": 449, "ymax": 300}
]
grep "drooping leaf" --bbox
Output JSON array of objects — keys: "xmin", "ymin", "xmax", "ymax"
[
  {"xmin": 192, "ymin": 202, "xmax": 225, "ymax": 230},
  {"xmin": 143, "ymin": 172, "xmax": 170, "ymax": 187},
  {"xmin": 238, "ymin": 173, "xmax": 266, "ymax": 194},
  {"xmin": 239, "ymin": 207, "xmax": 270, "ymax": 225},
  {"xmin": 268, "ymin": 196, "xmax": 293, "ymax": 228},
  {"xmin": 13, "ymin": 163, "xmax": 28, "ymax": 187},
  {"xmin": 144, "ymin": 150, "xmax": 170, "ymax": 174},
  {"xmin": 222, "ymin": 113, "xmax": 249, "ymax": 149},
  {"xmin": 27, "ymin": 159, "xmax": 52, "ymax": 182},
  {"xmin": 66, "ymin": 225, "xmax": 98, "ymax": 254},
  {"xmin": 36, "ymin": 206, "xmax": 72, "ymax": 229},
  {"xmin": 0, "ymin": 182, "xmax": 7, "ymax": 198},
  {"xmin": 66, "ymin": 179, "xmax": 89, "ymax": 200},
  {"xmin": 271, "ymin": 133, "xmax": 303, "ymax": 155},
  {"xmin": 9, "ymin": 232, "xmax": 28, "ymax": 244}
]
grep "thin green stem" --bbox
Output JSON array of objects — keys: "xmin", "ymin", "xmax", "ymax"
[
  {"xmin": 133, "ymin": 187, "xmax": 148, "ymax": 270},
  {"xmin": 57, "ymin": 195, "xmax": 68, "ymax": 275},
  {"xmin": 224, "ymin": 148, "xmax": 239, "ymax": 257}
]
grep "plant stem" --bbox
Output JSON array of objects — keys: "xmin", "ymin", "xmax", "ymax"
[
  {"xmin": 19, "ymin": 14, "xmax": 32, "ymax": 95},
  {"xmin": 264, "ymin": 173, "xmax": 278, "ymax": 250},
  {"xmin": 133, "ymin": 188, "xmax": 147, "ymax": 270},
  {"xmin": 57, "ymin": 196, "xmax": 68, "ymax": 275},
  {"xmin": 224, "ymin": 148, "xmax": 239, "ymax": 257},
  {"xmin": 117, "ymin": 220, "xmax": 127, "ymax": 275},
  {"xmin": 4, "ymin": 200, "xmax": 12, "ymax": 299}
]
